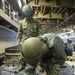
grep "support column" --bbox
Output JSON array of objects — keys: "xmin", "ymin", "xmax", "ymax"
[
  {"xmin": 0, "ymin": 66, "xmax": 3, "ymax": 75},
  {"xmin": 34, "ymin": 0, "xmax": 39, "ymax": 4}
]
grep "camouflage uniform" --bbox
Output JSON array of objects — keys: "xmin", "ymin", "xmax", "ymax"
[
  {"xmin": 17, "ymin": 18, "xmax": 42, "ymax": 42},
  {"xmin": 20, "ymin": 33, "xmax": 67, "ymax": 75},
  {"xmin": 38, "ymin": 33, "xmax": 67, "ymax": 75},
  {"xmin": 17, "ymin": 18, "xmax": 42, "ymax": 68}
]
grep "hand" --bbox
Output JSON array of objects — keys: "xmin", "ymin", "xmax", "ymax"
[
  {"xmin": 41, "ymin": 72, "xmax": 47, "ymax": 75},
  {"xmin": 37, "ymin": 65, "xmax": 43, "ymax": 72},
  {"xmin": 19, "ymin": 42, "xmax": 22, "ymax": 45},
  {"xmin": 37, "ymin": 65, "xmax": 47, "ymax": 75}
]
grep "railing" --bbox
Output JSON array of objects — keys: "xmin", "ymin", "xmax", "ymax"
[
  {"xmin": 4, "ymin": 45, "xmax": 21, "ymax": 67},
  {"xmin": 0, "ymin": 0, "xmax": 19, "ymax": 23}
]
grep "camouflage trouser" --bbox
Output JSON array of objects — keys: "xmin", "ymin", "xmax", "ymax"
[
  {"xmin": 19, "ymin": 54, "xmax": 26, "ymax": 66},
  {"xmin": 19, "ymin": 56, "xmax": 35, "ymax": 75},
  {"xmin": 25, "ymin": 64, "xmax": 35, "ymax": 75},
  {"xmin": 46, "ymin": 63, "xmax": 61, "ymax": 75}
]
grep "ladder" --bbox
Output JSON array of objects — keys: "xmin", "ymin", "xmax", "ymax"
[{"xmin": 4, "ymin": 45, "xmax": 21, "ymax": 67}]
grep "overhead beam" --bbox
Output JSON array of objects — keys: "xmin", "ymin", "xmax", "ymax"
[{"xmin": 50, "ymin": 13, "xmax": 75, "ymax": 31}]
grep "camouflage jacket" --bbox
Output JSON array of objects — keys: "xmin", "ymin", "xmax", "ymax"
[
  {"xmin": 17, "ymin": 18, "xmax": 42, "ymax": 42},
  {"xmin": 39, "ymin": 33, "xmax": 67, "ymax": 61}
]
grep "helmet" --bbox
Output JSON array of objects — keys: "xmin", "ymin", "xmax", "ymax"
[
  {"xmin": 22, "ymin": 5, "xmax": 34, "ymax": 17},
  {"xmin": 67, "ymin": 39, "xmax": 72, "ymax": 43},
  {"xmin": 21, "ymin": 37, "xmax": 48, "ymax": 61}
]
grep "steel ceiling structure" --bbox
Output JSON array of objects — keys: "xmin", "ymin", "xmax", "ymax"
[{"xmin": 2, "ymin": 0, "xmax": 75, "ymax": 33}]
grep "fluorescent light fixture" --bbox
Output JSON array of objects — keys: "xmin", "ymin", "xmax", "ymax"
[{"xmin": 18, "ymin": 0, "xmax": 22, "ymax": 8}]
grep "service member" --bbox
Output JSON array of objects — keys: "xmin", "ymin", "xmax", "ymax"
[
  {"xmin": 17, "ymin": 4, "xmax": 42, "ymax": 71},
  {"xmin": 20, "ymin": 33, "xmax": 67, "ymax": 75}
]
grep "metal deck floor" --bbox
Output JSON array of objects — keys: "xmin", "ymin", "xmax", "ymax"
[{"xmin": 0, "ymin": 62, "xmax": 75, "ymax": 75}]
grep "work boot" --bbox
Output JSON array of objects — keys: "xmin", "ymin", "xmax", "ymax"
[{"xmin": 18, "ymin": 64, "xmax": 24, "ymax": 71}]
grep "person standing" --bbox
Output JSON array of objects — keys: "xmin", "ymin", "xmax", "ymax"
[
  {"xmin": 66, "ymin": 39, "xmax": 74, "ymax": 56},
  {"xmin": 17, "ymin": 4, "xmax": 42, "ymax": 71}
]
